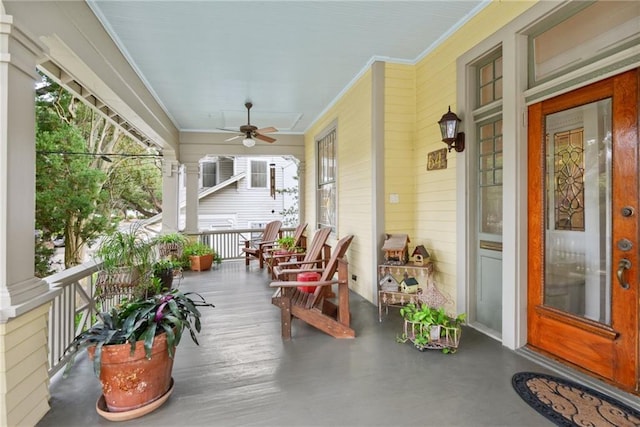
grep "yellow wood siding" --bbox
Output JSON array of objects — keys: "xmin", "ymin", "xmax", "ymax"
[
  {"xmin": 302, "ymin": 1, "xmax": 535, "ymax": 305},
  {"xmin": 0, "ymin": 304, "xmax": 51, "ymax": 427},
  {"xmin": 384, "ymin": 63, "xmax": 416, "ymax": 235},
  {"xmin": 414, "ymin": 0, "xmax": 535, "ymax": 302},
  {"xmin": 305, "ymin": 70, "xmax": 373, "ymax": 300}
]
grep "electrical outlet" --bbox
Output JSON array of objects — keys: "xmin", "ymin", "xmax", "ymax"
[{"xmin": 351, "ymin": 274, "xmax": 357, "ymax": 281}]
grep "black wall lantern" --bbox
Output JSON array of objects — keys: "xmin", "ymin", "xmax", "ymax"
[{"xmin": 438, "ymin": 106, "xmax": 465, "ymax": 153}]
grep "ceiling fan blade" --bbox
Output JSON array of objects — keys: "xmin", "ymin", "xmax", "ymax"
[
  {"xmin": 217, "ymin": 127, "xmax": 240, "ymax": 133},
  {"xmin": 254, "ymin": 133, "xmax": 276, "ymax": 143},
  {"xmin": 256, "ymin": 126, "xmax": 277, "ymax": 134},
  {"xmin": 225, "ymin": 134, "xmax": 242, "ymax": 142}
]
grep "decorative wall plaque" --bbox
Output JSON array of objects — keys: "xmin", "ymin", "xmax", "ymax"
[{"xmin": 426, "ymin": 148, "xmax": 447, "ymax": 171}]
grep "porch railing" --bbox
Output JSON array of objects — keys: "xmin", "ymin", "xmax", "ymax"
[
  {"xmin": 45, "ymin": 260, "xmax": 102, "ymax": 377},
  {"xmin": 44, "ymin": 225, "xmax": 291, "ymax": 377},
  {"xmin": 189, "ymin": 226, "xmax": 295, "ymax": 260}
]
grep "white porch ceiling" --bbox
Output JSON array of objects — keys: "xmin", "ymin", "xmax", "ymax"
[{"xmin": 87, "ymin": 1, "xmax": 487, "ymax": 135}]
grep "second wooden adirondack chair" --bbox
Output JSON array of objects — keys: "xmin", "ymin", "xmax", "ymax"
[
  {"xmin": 271, "ymin": 226, "xmax": 331, "ymax": 280},
  {"xmin": 242, "ymin": 220, "xmax": 282, "ymax": 268},
  {"xmin": 263, "ymin": 222, "xmax": 308, "ymax": 276}
]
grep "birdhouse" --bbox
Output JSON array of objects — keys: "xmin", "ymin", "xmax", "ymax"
[
  {"xmin": 382, "ymin": 233, "xmax": 410, "ymax": 265},
  {"xmin": 400, "ymin": 272, "xmax": 420, "ymax": 294},
  {"xmin": 411, "ymin": 245, "xmax": 430, "ymax": 265},
  {"xmin": 378, "ymin": 273, "xmax": 399, "ymax": 291}
]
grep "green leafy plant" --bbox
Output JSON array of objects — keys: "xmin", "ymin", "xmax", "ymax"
[
  {"xmin": 65, "ymin": 289, "xmax": 214, "ymax": 377},
  {"xmin": 154, "ymin": 232, "xmax": 189, "ymax": 245},
  {"xmin": 95, "ymin": 224, "xmax": 154, "ymax": 277},
  {"xmin": 152, "ymin": 259, "xmax": 179, "ymax": 276},
  {"xmin": 276, "ymin": 235, "xmax": 299, "ymax": 251},
  {"xmin": 180, "ymin": 241, "xmax": 220, "ymax": 270},
  {"xmin": 396, "ymin": 303, "xmax": 465, "ymax": 353},
  {"xmin": 182, "ymin": 241, "xmax": 214, "ymax": 257}
]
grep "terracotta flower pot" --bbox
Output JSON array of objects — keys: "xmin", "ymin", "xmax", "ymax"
[
  {"xmin": 88, "ymin": 332, "xmax": 175, "ymax": 413},
  {"xmin": 190, "ymin": 254, "xmax": 213, "ymax": 271}
]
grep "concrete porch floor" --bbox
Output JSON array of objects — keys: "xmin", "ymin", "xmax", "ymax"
[{"xmin": 38, "ymin": 260, "xmax": 618, "ymax": 426}]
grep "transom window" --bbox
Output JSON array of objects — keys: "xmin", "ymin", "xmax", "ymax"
[
  {"xmin": 477, "ymin": 52, "xmax": 503, "ymax": 107},
  {"xmin": 316, "ymin": 127, "xmax": 336, "ymax": 231}
]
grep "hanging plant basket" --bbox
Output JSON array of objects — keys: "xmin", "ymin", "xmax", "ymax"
[{"xmin": 158, "ymin": 242, "xmax": 184, "ymax": 259}]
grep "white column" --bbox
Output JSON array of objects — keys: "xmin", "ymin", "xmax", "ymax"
[
  {"xmin": 161, "ymin": 156, "xmax": 180, "ymax": 233},
  {"xmin": 184, "ymin": 162, "xmax": 200, "ymax": 234},
  {"xmin": 0, "ymin": 6, "xmax": 59, "ymax": 426},
  {"xmin": 0, "ymin": 7, "xmax": 57, "ymax": 319}
]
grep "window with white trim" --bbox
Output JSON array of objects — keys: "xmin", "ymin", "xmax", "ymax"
[
  {"xmin": 248, "ymin": 159, "xmax": 268, "ymax": 189},
  {"xmin": 474, "ymin": 49, "xmax": 503, "ymax": 235},
  {"xmin": 316, "ymin": 127, "xmax": 336, "ymax": 231},
  {"xmin": 201, "ymin": 161, "xmax": 217, "ymax": 188}
]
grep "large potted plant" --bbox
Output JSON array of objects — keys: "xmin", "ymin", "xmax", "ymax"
[{"xmin": 65, "ymin": 288, "xmax": 214, "ymax": 420}]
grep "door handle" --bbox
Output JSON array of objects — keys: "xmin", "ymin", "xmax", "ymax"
[{"xmin": 617, "ymin": 258, "xmax": 631, "ymax": 290}]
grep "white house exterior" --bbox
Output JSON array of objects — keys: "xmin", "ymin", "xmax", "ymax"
[{"xmin": 146, "ymin": 156, "xmax": 299, "ymax": 231}]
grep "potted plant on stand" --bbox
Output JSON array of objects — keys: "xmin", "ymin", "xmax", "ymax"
[
  {"xmin": 94, "ymin": 225, "xmax": 155, "ymax": 305},
  {"xmin": 154, "ymin": 232, "xmax": 189, "ymax": 260},
  {"xmin": 65, "ymin": 288, "xmax": 214, "ymax": 421},
  {"xmin": 396, "ymin": 303, "xmax": 466, "ymax": 353},
  {"xmin": 152, "ymin": 259, "xmax": 179, "ymax": 291}
]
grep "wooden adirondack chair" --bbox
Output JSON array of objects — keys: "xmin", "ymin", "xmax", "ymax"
[
  {"xmin": 271, "ymin": 226, "xmax": 331, "ymax": 280},
  {"xmin": 242, "ymin": 220, "xmax": 282, "ymax": 268},
  {"xmin": 263, "ymin": 222, "xmax": 308, "ymax": 276},
  {"xmin": 270, "ymin": 234, "xmax": 355, "ymax": 339}
]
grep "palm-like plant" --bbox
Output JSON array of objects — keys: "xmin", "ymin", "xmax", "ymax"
[{"xmin": 66, "ymin": 289, "xmax": 214, "ymax": 377}]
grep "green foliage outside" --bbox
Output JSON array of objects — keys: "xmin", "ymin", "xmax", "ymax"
[
  {"xmin": 277, "ymin": 175, "xmax": 299, "ymax": 227},
  {"xmin": 34, "ymin": 73, "xmax": 162, "ymax": 275}
]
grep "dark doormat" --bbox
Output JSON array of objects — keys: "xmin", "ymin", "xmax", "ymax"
[{"xmin": 512, "ymin": 372, "xmax": 640, "ymax": 427}]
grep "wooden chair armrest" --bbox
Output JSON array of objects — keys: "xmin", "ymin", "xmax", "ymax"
[
  {"xmin": 273, "ymin": 268, "xmax": 324, "ymax": 276},
  {"xmin": 277, "ymin": 258, "xmax": 329, "ymax": 268},
  {"xmin": 270, "ymin": 279, "xmax": 338, "ymax": 288},
  {"xmin": 268, "ymin": 252, "xmax": 300, "ymax": 260}
]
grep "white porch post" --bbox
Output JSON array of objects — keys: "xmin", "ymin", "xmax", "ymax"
[
  {"xmin": 161, "ymin": 155, "xmax": 180, "ymax": 233},
  {"xmin": 0, "ymin": 5, "xmax": 60, "ymax": 426},
  {"xmin": 184, "ymin": 162, "xmax": 200, "ymax": 233}
]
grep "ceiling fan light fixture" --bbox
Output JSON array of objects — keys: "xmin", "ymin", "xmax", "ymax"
[{"xmin": 242, "ymin": 137, "xmax": 255, "ymax": 148}]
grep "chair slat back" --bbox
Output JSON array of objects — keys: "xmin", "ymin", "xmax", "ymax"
[
  {"xmin": 306, "ymin": 235, "xmax": 354, "ymax": 309},
  {"xmin": 318, "ymin": 234, "xmax": 354, "ymax": 282},
  {"xmin": 291, "ymin": 223, "xmax": 308, "ymax": 248},
  {"xmin": 261, "ymin": 220, "xmax": 282, "ymax": 243},
  {"xmin": 300, "ymin": 226, "xmax": 331, "ymax": 266}
]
